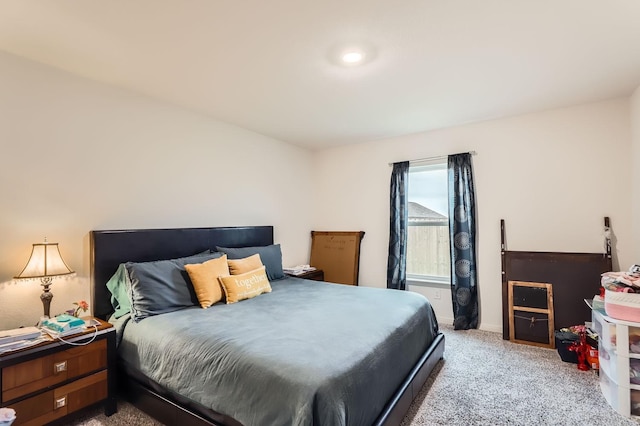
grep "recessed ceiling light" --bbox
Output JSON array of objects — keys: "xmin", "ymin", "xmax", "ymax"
[
  {"xmin": 342, "ymin": 51, "xmax": 365, "ymax": 64},
  {"xmin": 328, "ymin": 43, "xmax": 376, "ymax": 68}
]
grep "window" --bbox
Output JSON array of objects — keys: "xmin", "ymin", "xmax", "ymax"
[{"xmin": 407, "ymin": 161, "xmax": 450, "ymax": 284}]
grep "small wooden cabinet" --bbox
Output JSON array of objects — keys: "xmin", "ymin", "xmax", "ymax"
[
  {"xmin": 0, "ymin": 318, "xmax": 116, "ymax": 425},
  {"xmin": 286, "ymin": 269, "xmax": 325, "ymax": 281}
]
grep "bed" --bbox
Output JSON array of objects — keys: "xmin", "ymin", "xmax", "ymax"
[{"xmin": 91, "ymin": 226, "xmax": 445, "ymax": 426}]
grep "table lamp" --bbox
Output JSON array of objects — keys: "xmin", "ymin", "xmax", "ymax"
[{"xmin": 14, "ymin": 239, "xmax": 74, "ymax": 318}]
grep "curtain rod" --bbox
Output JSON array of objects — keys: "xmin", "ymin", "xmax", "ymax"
[{"xmin": 388, "ymin": 150, "xmax": 477, "ymax": 166}]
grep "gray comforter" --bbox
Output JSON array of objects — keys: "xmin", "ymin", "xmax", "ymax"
[{"xmin": 116, "ymin": 277, "xmax": 439, "ymax": 426}]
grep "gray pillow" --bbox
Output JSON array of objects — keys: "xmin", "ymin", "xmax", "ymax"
[
  {"xmin": 126, "ymin": 251, "xmax": 221, "ymax": 322},
  {"xmin": 216, "ymin": 244, "xmax": 285, "ymax": 281}
]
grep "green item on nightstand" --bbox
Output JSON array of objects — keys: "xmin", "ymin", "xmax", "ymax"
[{"xmin": 42, "ymin": 314, "xmax": 85, "ymax": 333}]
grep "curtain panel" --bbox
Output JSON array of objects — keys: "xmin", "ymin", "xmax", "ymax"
[
  {"xmin": 387, "ymin": 161, "xmax": 410, "ymax": 290},
  {"xmin": 448, "ymin": 153, "xmax": 479, "ymax": 330}
]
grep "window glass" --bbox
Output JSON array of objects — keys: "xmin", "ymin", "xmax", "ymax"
[{"xmin": 407, "ymin": 162, "xmax": 450, "ymax": 282}]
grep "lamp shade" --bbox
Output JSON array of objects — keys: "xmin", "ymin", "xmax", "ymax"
[{"xmin": 15, "ymin": 242, "xmax": 74, "ymax": 279}]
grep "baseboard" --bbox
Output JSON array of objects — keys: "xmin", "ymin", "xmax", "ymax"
[
  {"xmin": 478, "ymin": 323, "xmax": 502, "ymax": 333},
  {"xmin": 438, "ymin": 316, "xmax": 454, "ymax": 327},
  {"xmin": 438, "ymin": 316, "xmax": 502, "ymax": 334}
]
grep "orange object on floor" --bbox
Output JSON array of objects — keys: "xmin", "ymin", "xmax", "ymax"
[{"xmin": 587, "ymin": 346, "xmax": 599, "ymax": 370}]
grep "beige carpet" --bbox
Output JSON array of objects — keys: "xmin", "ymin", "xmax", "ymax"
[
  {"xmin": 71, "ymin": 325, "xmax": 638, "ymax": 426},
  {"xmin": 401, "ymin": 325, "xmax": 638, "ymax": 425}
]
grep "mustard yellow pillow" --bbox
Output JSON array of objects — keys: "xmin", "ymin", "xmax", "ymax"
[
  {"xmin": 185, "ymin": 255, "xmax": 229, "ymax": 308},
  {"xmin": 227, "ymin": 253, "xmax": 263, "ymax": 275},
  {"xmin": 218, "ymin": 266, "xmax": 271, "ymax": 304}
]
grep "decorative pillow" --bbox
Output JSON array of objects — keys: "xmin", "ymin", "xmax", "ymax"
[
  {"xmin": 126, "ymin": 251, "xmax": 221, "ymax": 322},
  {"xmin": 185, "ymin": 255, "xmax": 229, "ymax": 308},
  {"xmin": 227, "ymin": 254, "xmax": 263, "ymax": 275},
  {"xmin": 218, "ymin": 266, "xmax": 272, "ymax": 304},
  {"xmin": 216, "ymin": 244, "xmax": 285, "ymax": 281},
  {"xmin": 106, "ymin": 263, "xmax": 132, "ymax": 319}
]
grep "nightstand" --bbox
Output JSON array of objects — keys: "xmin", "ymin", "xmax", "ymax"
[
  {"xmin": 286, "ymin": 269, "xmax": 324, "ymax": 281},
  {"xmin": 0, "ymin": 317, "xmax": 116, "ymax": 425}
]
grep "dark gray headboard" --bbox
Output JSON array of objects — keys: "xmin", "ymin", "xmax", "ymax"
[{"xmin": 90, "ymin": 226, "xmax": 274, "ymax": 319}]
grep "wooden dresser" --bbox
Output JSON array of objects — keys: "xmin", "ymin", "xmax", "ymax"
[{"xmin": 0, "ymin": 318, "xmax": 116, "ymax": 425}]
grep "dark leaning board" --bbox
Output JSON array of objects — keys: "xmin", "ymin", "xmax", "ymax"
[{"xmin": 500, "ymin": 218, "xmax": 612, "ymax": 340}]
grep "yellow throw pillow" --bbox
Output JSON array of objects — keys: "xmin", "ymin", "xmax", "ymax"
[
  {"xmin": 185, "ymin": 255, "xmax": 229, "ymax": 308},
  {"xmin": 227, "ymin": 253, "xmax": 263, "ymax": 275},
  {"xmin": 218, "ymin": 266, "xmax": 271, "ymax": 304}
]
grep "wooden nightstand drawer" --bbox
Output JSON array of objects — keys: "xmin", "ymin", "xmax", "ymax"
[
  {"xmin": 2, "ymin": 339, "xmax": 107, "ymax": 402},
  {"xmin": 10, "ymin": 370, "xmax": 107, "ymax": 426}
]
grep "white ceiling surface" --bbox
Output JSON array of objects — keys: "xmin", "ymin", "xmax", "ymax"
[{"xmin": 1, "ymin": 1, "xmax": 640, "ymax": 149}]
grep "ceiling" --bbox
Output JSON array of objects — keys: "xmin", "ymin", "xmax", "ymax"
[{"xmin": 2, "ymin": 1, "xmax": 640, "ymax": 150}]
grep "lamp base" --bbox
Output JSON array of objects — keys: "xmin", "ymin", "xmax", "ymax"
[{"xmin": 40, "ymin": 278, "xmax": 53, "ymax": 318}]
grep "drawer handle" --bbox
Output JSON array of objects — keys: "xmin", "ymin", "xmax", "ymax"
[
  {"xmin": 54, "ymin": 361, "xmax": 67, "ymax": 374},
  {"xmin": 55, "ymin": 396, "xmax": 67, "ymax": 409}
]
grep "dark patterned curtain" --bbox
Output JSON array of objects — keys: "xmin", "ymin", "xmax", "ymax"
[
  {"xmin": 387, "ymin": 161, "xmax": 409, "ymax": 290},
  {"xmin": 448, "ymin": 153, "xmax": 478, "ymax": 329}
]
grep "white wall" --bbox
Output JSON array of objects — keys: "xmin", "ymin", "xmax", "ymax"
[
  {"xmin": 631, "ymin": 86, "xmax": 640, "ymax": 261},
  {"xmin": 1, "ymin": 51, "xmax": 634, "ymax": 334},
  {"xmin": 0, "ymin": 52, "xmax": 314, "ymax": 329},
  {"xmin": 312, "ymin": 99, "xmax": 632, "ymax": 332}
]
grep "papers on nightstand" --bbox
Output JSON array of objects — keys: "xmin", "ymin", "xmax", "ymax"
[
  {"xmin": 0, "ymin": 337, "xmax": 48, "ymax": 354},
  {"xmin": 284, "ymin": 265, "xmax": 317, "ymax": 276},
  {"xmin": 0, "ymin": 326, "xmax": 46, "ymax": 354},
  {"xmin": 0, "ymin": 326, "xmax": 41, "ymax": 345}
]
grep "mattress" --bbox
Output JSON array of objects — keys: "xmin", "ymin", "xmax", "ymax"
[{"xmin": 115, "ymin": 277, "xmax": 439, "ymax": 426}]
